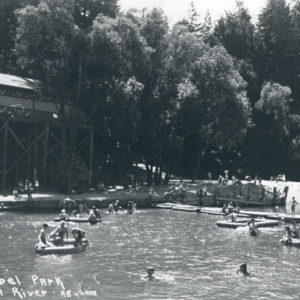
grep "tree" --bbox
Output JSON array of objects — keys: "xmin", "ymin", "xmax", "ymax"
[
  {"xmin": 74, "ymin": 0, "xmax": 119, "ymax": 30},
  {"xmin": 214, "ymin": 1, "xmax": 255, "ymax": 60},
  {"xmin": 176, "ymin": 46, "xmax": 251, "ymax": 180},
  {"xmin": 0, "ymin": 0, "xmax": 39, "ymax": 72},
  {"xmin": 256, "ymin": 0, "xmax": 300, "ymax": 108},
  {"xmin": 15, "ymin": 0, "xmax": 80, "ymax": 190},
  {"xmin": 247, "ymin": 82, "xmax": 293, "ymax": 176}
]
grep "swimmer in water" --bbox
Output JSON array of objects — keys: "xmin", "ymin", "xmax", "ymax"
[
  {"xmin": 248, "ymin": 218, "xmax": 258, "ymax": 236},
  {"xmin": 291, "ymin": 221, "xmax": 299, "ymax": 238},
  {"xmin": 144, "ymin": 267, "xmax": 157, "ymax": 281},
  {"xmin": 237, "ymin": 263, "xmax": 250, "ymax": 276}
]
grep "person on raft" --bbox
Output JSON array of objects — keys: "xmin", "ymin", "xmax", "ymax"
[
  {"xmin": 38, "ymin": 223, "xmax": 54, "ymax": 248},
  {"xmin": 88, "ymin": 211, "xmax": 98, "ymax": 224},
  {"xmin": 222, "ymin": 204, "xmax": 228, "ymax": 214},
  {"xmin": 91, "ymin": 206, "xmax": 101, "ymax": 219},
  {"xmin": 248, "ymin": 219, "xmax": 258, "ymax": 236},
  {"xmin": 228, "ymin": 212, "xmax": 237, "ymax": 223},
  {"xmin": 227, "ymin": 202, "xmax": 234, "ymax": 214},
  {"xmin": 49, "ymin": 221, "xmax": 68, "ymax": 241},
  {"xmin": 127, "ymin": 201, "xmax": 135, "ymax": 213},
  {"xmin": 290, "ymin": 197, "xmax": 297, "ymax": 215},
  {"xmin": 144, "ymin": 267, "xmax": 157, "ymax": 281},
  {"xmin": 237, "ymin": 263, "xmax": 250, "ymax": 276},
  {"xmin": 72, "ymin": 227, "xmax": 86, "ymax": 247},
  {"xmin": 78, "ymin": 202, "xmax": 89, "ymax": 214},
  {"xmin": 59, "ymin": 209, "xmax": 69, "ymax": 221},
  {"xmin": 113, "ymin": 200, "xmax": 122, "ymax": 212}
]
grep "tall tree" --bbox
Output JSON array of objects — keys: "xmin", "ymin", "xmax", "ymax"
[
  {"xmin": 74, "ymin": 0, "xmax": 119, "ymax": 30},
  {"xmin": 0, "ymin": 0, "xmax": 39, "ymax": 72},
  {"xmin": 256, "ymin": 0, "xmax": 300, "ymax": 108},
  {"xmin": 15, "ymin": 0, "xmax": 79, "ymax": 189},
  {"xmin": 176, "ymin": 46, "xmax": 251, "ymax": 180}
]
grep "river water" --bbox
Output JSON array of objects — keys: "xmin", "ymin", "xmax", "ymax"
[{"xmin": 0, "ymin": 209, "xmax": 299, "ymax": 300}]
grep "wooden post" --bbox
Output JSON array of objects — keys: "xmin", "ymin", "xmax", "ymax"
[
  {"xmin": 33, "ymin": 127, "xmax": 38, "ymax": 172},
  {"xmin": 88, "ymin": 129, "xmax": 94, "ymax": 189},
  {"xmin": 27, "ymin": 130, "xmax": 32, "ymax": 180},
  {"xmin": 43, "ymin": 126, "xmax": 49, "ymax": 183},
  {"xmin": 1, "ymin": 123, "xmax": 8, "ymax": 190}
]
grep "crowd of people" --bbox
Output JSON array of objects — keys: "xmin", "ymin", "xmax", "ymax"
[{"xmin": 12, "ymin": 178, "xmax": 39, "ymax": 198}]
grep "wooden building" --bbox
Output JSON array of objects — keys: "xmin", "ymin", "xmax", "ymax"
[{"xmin": 0, "ymin": 73, "xmax": 94, "ymax": 192}]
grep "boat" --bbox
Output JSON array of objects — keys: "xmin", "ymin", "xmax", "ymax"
[
  {"xmin": 281, "ymin": 238, "xmax": 300, "ymax": 247},
  {"xmin": 48, "ymin": 238, "xmax": 88, "ymax": 246},
  {"xmin": 35, "ymin": 244, "xmax": 87, "ymax": 255},
  {"xmin": 54, "ymin": 217, "xmax": 102, "ymax": 223},
  {"xmin": 216, "ymin": 220, "xmax": 279, "ymax": 229},
  {"xmin": 171, "ymin": 204, "xmax": 201, "ymax": 213}
]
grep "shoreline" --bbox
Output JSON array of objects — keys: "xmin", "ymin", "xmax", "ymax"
[{"xmin": 0, "ymin": 179, "xmax": 297, "ymax": 211}]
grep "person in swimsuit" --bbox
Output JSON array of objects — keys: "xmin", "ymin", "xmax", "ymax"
[
  {"xmin": 38, "ymin": 223, "xmax": 53, "ymax": 247},
  {"xmin": 248, "ymin": 219, "xmax": 258, "ymax": 236},
  {"xmin": 291, "ymin": 197, "xmax": 297, "ymax": 215},
  {"xmin": 91, "ymin": 206, "xmax": 101, "ymax": 219},
  {"xmin": 49, "ymin": 221, "xmax": 68, "ymax": 241},
  {"xmin": 113, "ymin": 200, "xmax": 122, "ymax": 212},
  {"xmin": 59, "ymin": 209, "xmax": 69, "ymax": 221},
  {"xmin": 72, "ymin": 227, "xmax": 86, "ymax": 246}
]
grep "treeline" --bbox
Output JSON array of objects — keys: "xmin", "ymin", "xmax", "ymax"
[{"xmin": 1, "ymin": 0, "xmax": 300, "ymax": 187}]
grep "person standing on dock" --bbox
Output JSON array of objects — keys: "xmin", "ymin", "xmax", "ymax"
[{"xmin": 290, "ymin": 197, "xmax": 297, "ymax": 215}]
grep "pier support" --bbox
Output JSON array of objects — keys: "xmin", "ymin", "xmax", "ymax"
[
  {"xmin": 1, "ymin": 123, "xmax": 8, "ymax": 190},
  {"xmin": 88, "ymin": 130, "xmax": 94, "ymax": 189}
]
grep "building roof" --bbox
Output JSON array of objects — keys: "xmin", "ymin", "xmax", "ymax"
[{"xmin": 0, "ymin": 73, "xmax": 40, "ymax": 90}]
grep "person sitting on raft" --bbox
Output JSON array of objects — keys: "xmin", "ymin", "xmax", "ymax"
[
  {"xmin": 113, "ymin": 200, "xmax": 122, "ymax": 212},
  {"xmin": 59, "ymin": 209, "xmax": 69, "ymax": 221},
  {"xmin": 248, "ymin": 219, "xmax": 258, "ymax": 236},
  {"xmin": 72, "ymin": 227, "xmax": 86, "ymax": 247},
  {"xmin": 88, "ymin": 211, "xmax": 98, "ymax": 224},
  {"xmin": 237, "ymin": 263, "xmax": 250, "ymax": 276},
  {"xmin": 38, "ymin": 223, "xmax": 53, "ymax": 248},
  {"xmin": 127, "ymin": 201, "xmax": 135, "ymax": 213},
  {"xmin": 91, "ymin": 206, "xmax": 101, "ymax": 219},
  {"xmin": 291, "ymin": 222, "xmax": 299, "ymax": 238},
  {"xmin": 228, "ymin": 212, "xmax": 237, "ymax": 223},
  {"xmin": 234, "ymin": 204, "xmax": 240, "ymax": 213},
  {"xmin": 144, "ymin": 267, "xmax": 157, "ymax": 281},
  {"xmin": 49, "ymin": 221, "xmax": 68, "ymax": 241},
  {"xmin": 227, "ymin": 202, "xmax": 234, "ymax": 214},
  {"xmin": 222, "ymin": 204, "xmax": 228, "ymax": 214},
  {"xmin": 78, "ymin": 202, "xmax": 89, "ymax": 214}
]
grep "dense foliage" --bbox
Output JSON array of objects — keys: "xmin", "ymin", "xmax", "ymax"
[{"xmin": 1, "ymin": 0, "xmax": 300, "ymax": 187}]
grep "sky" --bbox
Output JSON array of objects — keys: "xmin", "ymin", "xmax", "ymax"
[{"xmin": 119, "ymin": 0, "xmax": 268, "ymax": 24}]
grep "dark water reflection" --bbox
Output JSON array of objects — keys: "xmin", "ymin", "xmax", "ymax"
[{"xmin": 0, "ymin": 209, "xmax": 299, "ymax": 300}]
